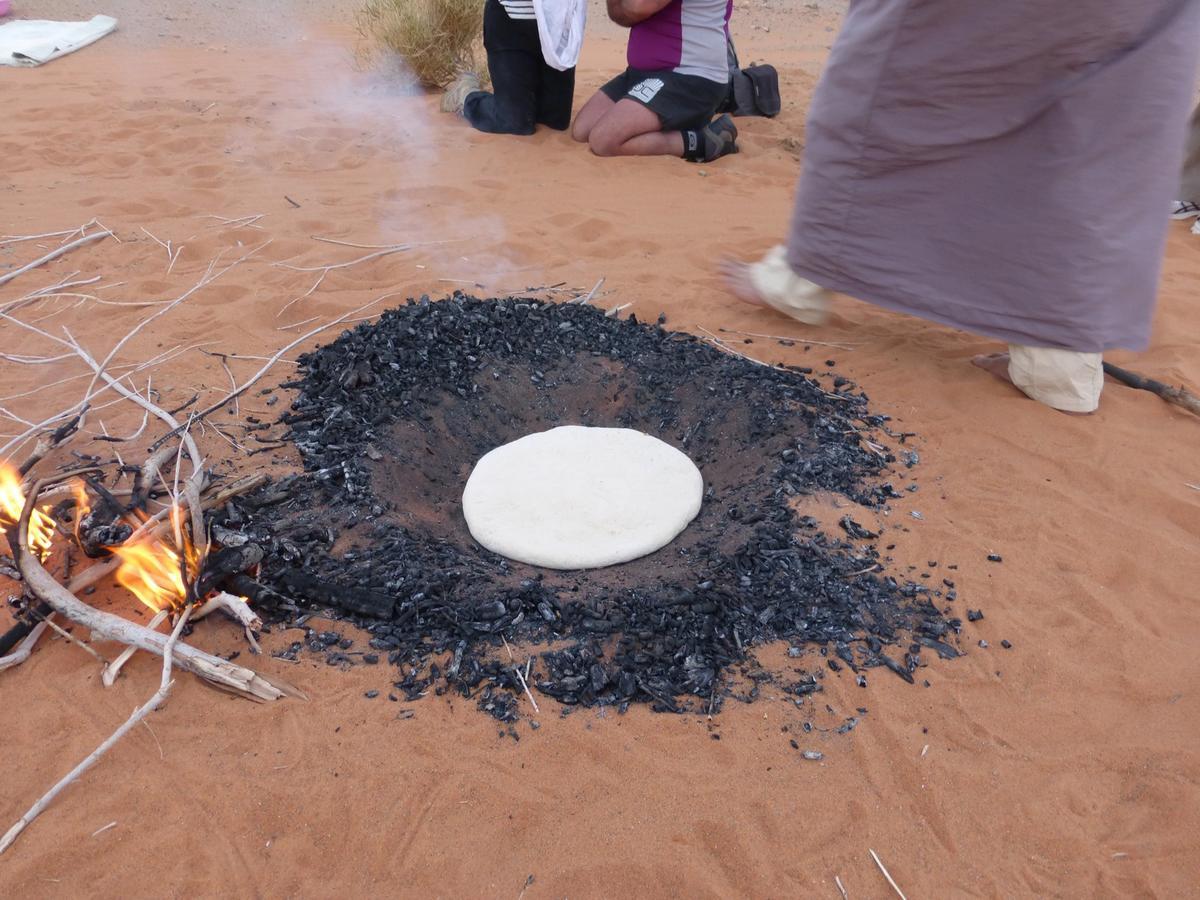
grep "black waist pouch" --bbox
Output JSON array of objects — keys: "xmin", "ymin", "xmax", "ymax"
[{"xmin": 730, "ymin": 64, "xmax": 781, "ymax": 118}]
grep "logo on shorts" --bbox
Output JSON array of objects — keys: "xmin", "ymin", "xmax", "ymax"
[{"xmin": 628, "ymin": 78, "xmax": 665, "ymax": 103}]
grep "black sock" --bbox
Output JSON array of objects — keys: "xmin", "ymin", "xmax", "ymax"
[{"xmin": 681, "ymin": 128, "xmax": 708, "ymax": 162}]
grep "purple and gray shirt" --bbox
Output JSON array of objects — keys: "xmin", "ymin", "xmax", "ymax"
[{"xmin": 627, "ymin": 0, "xmax": 733, "ymax": 84}]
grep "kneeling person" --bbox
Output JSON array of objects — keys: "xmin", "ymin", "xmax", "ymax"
[
  {"xmin": 449, "ymin": 0, "xmax": 576, "ymax": 135},
  {"xmin": 572, "ymin": 0, "xmax": 737, "ymax": 162}
]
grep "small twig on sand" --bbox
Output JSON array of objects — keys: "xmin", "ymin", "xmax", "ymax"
[
  {"xmin": 0, "ymin": 231, "xmax": 111, "ymax": 289},
  {"xmin": 869, "ymin": 849, "xmax": 907, "ymax": 900},
  {"xmin": 0, "ymin": 228, "xmax": 79, "ymax": 247},
  {"xmin": 513, "ymin": 661, "xmax": 540, "ymax": 714},
  {"xmin": 274, "ymin": 245, "xmax": 410, "ymax": 317},
  {"xmin": 500, "ymin": 639, "xmax": 539, "ymax": 712},
  {"xmin": 0, "ymin": 605, "xmax": 193, "ymax": 855},
  {"xmin": 202, "ymin": 214, "xmax": 265, "ymax": 231},
  {"xmin": 311, "ymin": 235, "xmax": 414, "ymax": 250},
  {"xmin": 1103, "ymin": 362, "xmax": 1200, "ymax": 417},
  {"xmin": 212, "ymin": 353, "xmax": 240, "ymax": 416},
  {"xmin": 139, "ymin": 228, "xmax": 184, "ymax": 275},
  {"xmin": 200, "ymin": 349, "xmax": 298, "ymax": 366},
  {"xmin": 572, "ymin": 277, "xmax": 605, "ymax": 305},
  {"xmin": 717, "ymin": 327, "xmax": 858, "ymax": 351},
  {"xmin": 193, "ymin": 592, "xmax": 262, "ymax": 653},
  {"xmin": 697, "ymin": 326, "xmax": 774, "ymax": 369},
  {"xmin": 34, "ymin": 610, "xmax": 110, "ymax": 666},
  {"xmin": 91, "ymin": 821, "xmax": 118, "ymax": 838},
  {"xmin": 274, "ymin": 244, "xmax": 410, "ymax": 274}
]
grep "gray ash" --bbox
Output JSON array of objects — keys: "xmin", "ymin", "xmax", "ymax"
[{"xmin": 226, "ymin": 296, "xmax": 961, "ymax": 719}]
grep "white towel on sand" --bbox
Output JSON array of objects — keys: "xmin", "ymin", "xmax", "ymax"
[
  {"xmin": 532, "ymin": 0, "xmax": 586, "ymax": 71},
  {"xmin": 0, "ymin": 15, "xmax": 117, "ymax": 67}
]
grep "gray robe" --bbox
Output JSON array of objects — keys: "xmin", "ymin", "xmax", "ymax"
[{"xmin": 786, "ymin": 0, "xmax": 1200, "ymax": 352}]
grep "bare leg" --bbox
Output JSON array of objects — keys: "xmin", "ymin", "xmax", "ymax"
[
  {"xmin": 587, "ymin": 99, "xmax": 676, "ymax": 158},
  {"xmin": 614, "ymin": 130, "xmax": 686, "ymax": 157},
  {"xmin": 572, "ymin": 91, "xmax": 614, "ymax": 143}
]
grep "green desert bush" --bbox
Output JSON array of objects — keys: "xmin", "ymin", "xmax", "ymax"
[{"xmin": 357, "ymin": 0, "xmax": 488, "ymax": 89}]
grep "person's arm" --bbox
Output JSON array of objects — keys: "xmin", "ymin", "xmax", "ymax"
[{"xmin": 607, "ymin": 0, "xmax": 674, "ymax": 28}]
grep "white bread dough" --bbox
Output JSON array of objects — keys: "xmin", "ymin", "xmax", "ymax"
[{"xmin": 462, "ymin": 426, "xmax": 703, "ymax": 569}]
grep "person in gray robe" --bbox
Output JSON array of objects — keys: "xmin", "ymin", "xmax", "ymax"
[{"xmin": 722, "ymin": 1, "xmax": 1200, "ymax": 413}]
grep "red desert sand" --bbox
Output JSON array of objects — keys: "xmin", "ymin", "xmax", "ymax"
[{"xmin": 1, "ymin": 1, "xmax": 1199, "ymax": 896}]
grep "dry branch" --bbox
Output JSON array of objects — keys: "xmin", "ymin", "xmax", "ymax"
[
  {"xmin": 102, "ymin": 609, "xmax": 168, "ymax": 687},
  {"xmin": 194, "ymin": 591, "xmax": 262, "ymax": 653},
  {"xmin": 1103, "ymin": 362, "xmax": 1200, "ymax": 417},
  {"xmin": 0, "ymin": 231, "xmax": 111, "ymax": 289},
  {"xmin": 0, "ymin": 243, "xmax": 265, "ymax": 464},
  {"xmin": 0, "ymin": 620, "xmax": 49, "ymax": 673},
  {"xmin": 194, "ymin": 591, "xmax": 261, "ymax": 632}
]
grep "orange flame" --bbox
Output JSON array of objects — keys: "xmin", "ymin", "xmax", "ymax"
[
  {"xmin": 71, "ymin": 480, "xmax": 91, "ymax": 542},
  {"xmin": 111, "ymin": 504, "xmax": 199, "ymax": 612},
  {"xmin": 112, "ymin": 535, "xmax": 188, "ymax": 612},
  {"xmin": 0, "ymin": 465, "xmax": 54, "ymax": 561}
]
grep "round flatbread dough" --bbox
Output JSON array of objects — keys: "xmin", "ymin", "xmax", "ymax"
[{"xmin": 462, "ymin": 426, "xmax": 703, "ymax": 569}]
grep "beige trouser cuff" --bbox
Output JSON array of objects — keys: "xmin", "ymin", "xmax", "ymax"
[
  {"xmin": 748, "ymin": 245, "xmax": 832, "ymax": 325},
  {"xmin": 1007, "ymin": 345, "xmax": 1103, "ymax": 413}
]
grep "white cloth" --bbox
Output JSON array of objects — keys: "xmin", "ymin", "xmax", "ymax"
[
  {"xmin": 749, "ymin": 245, "xmax": 832, "ymax": 325},
  {"xmin": 1007, "ymin": 345, "xmax": 1103, "ymax": 413},
  {"xmin": 0, "ymin": 15, "xmax": 117, "ymax": 67},
  {"xmin": 532, "ymin": 0, "xmax": 586, "ymax": 71}
]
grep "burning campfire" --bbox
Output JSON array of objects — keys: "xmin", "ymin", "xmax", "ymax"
[
  {"xmin": 0, "ymin": 458, "xmax": 271, "ymax": 668},
  {"xmin": 2, "ymin": 461, "xmax": 225, "ymax": 611},
  {"xmin": 0, "ymin": 446, "xmax": 293, "ymax": 853}
]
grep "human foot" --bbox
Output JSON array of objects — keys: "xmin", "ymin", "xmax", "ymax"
[
  {"xmin": 719, "ymin": 247, "xmax": 831, "ymax": 324},
  {"xmin": 440, "ymin": 70, "xmax": 481, "ymax": 115},
  {"xmin": 719, "ymin": 257, "xmax": 767, "ymax": 307},
  {"xmin": 971, "ymin": 352, "xmax": 1091, "ymax": 415}
]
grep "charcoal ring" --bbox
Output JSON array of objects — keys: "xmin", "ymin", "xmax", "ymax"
[{"xmin": 242, "ymin": 296, "xmax": 956, "ymax": 717}]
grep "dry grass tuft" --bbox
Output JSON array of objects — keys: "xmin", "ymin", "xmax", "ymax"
[{"xmin": 357, "ymin": 0, "xmax": 488, "ymax": 89}]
